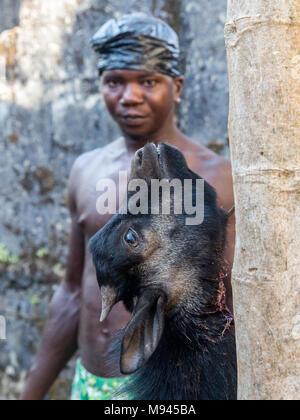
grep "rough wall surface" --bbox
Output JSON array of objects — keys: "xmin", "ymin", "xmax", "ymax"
[{"xmin": 0, "ymin": 0, "xmax": 228, "ymax": 399}]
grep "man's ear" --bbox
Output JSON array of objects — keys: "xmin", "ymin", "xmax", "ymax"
[
  {"xmin": 174, "ymin": 76, "xmax": 184, "ymax": 103},
  {"xmin": 120, "ymin": 290, "xmax": 167, "ymax": 375}
]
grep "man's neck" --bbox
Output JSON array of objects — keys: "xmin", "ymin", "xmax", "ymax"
[{"xmin": 123, "ymin": 123, "xmax": 187, "ymax": 154}]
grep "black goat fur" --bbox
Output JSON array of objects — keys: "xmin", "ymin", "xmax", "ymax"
[{"xmin": 109, "ymin": 309, "xmax": 237, "ymax": 400}]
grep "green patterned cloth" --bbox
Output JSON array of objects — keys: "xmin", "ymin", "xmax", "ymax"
[{"xmin": 71, "ymin": 359, "xmax": 132, "ymax": 401}]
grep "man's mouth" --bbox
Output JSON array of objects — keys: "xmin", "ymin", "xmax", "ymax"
[{"xmin": 120, "ymin": 114, "xmax": 148, "ymax": 123}]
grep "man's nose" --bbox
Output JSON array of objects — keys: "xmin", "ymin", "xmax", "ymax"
[{"xmin": 120, "ymin": 83, "xmax": 144, "ymax": 106}]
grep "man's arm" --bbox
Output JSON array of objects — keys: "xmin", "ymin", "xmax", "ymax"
[
  {"xmin": 214, "ymin": 159, "xmax": 236, "ymax": 313},
  {"xmin": 223, "ymin": 212, "xmax": 236, "ymax": 312},
  {"xmin": 20, "ymin": 161, "xmax": 85, "ymax": 400}
]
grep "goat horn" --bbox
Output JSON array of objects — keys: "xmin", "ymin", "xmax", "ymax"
[{"xmin": 100, "ymin": 285, "xmax": 118, "ymax": 323}]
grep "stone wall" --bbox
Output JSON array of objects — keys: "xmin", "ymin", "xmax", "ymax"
[{"xmin": 0, "ymin": 0, "xmax": 228, "ymax": 399}]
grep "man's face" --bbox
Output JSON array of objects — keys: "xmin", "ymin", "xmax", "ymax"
[{"xmin": 101, "ymin": 70, "xmax": 183, "ymax": 138}]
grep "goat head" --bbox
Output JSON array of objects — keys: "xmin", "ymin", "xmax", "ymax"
[{"xmin": 89, "ymin": 143, "xmax": 228, "ymax": 374}]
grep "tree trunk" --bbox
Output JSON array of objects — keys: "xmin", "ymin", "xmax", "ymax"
[{"xmin": 225, "ymin": 0, "xmax": 300, "ymax": 400}]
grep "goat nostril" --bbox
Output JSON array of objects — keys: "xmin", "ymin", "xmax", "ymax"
[{"xmin": 136, "ymin": 149, "xmax": 143, "ymax": 166}]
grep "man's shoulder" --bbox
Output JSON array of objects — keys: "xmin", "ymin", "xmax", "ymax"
[
  {"xmin": 72, "ymin": 147, "xmax": 103, "ymax": 172},
  {"xmin": 183, "ymin": 139, "xmax": 234, "ymax": 210},
  {"xmin": 203, "ymin": 149, "xmax": 232, "ymax": 177},
  {"xmin": 70, "ymin": 138, "xmax": 125, "ymax": 178},
  {"xmin": 201, "ymin": 150, "xmax": 234, "ymax": 210},
  {"xmin": 183, "ymin": 138, "xmax": 232, "ymax": 175},
  {"xmin": 67, "ymin": 138, "xmax": 126, "ymax": 213}
]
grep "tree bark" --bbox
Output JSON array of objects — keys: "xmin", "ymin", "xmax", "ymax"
[{"xmin": 225, "ymin": 0, "xmax": 300, "ymax": 400}]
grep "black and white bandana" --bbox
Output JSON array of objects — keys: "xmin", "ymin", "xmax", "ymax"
[{"xmin": 91, "ymin": 13, "xmax": 183, "ymax": 78}]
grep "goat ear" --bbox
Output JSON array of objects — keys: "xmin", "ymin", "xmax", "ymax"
[{"xmin": 120, "ymin": 291, "xmax": 167, "ymax": 375}]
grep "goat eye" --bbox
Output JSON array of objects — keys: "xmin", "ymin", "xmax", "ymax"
[{"xmin": 124, "ymin": 229, "xmax": 139, "ymax": 247}]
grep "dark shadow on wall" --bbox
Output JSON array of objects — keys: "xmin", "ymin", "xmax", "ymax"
[{"xmin": 0, "ymin": 0, "xmax": 22, "ymax": 33}]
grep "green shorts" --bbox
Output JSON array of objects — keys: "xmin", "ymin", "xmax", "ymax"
[{"xmin": 71, "ymin": 359, "xmax": 132, "ymax": 401}]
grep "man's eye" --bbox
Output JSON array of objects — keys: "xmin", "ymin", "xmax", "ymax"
[
  {"xmin": 124, "ymin": 229, "xmax": 139, "ymax": 248},
  {"xmin": 107, "ymin": 80, "xmax": 119, "ymax": 88},
  {"xmin": 143, "ymin": 79, "xmax": 157, "ymax": 88}
]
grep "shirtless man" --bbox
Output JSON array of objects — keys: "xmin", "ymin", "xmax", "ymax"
[{"xmin": 21, "ymin": 13, "xmax": 235, "ymax": 400}]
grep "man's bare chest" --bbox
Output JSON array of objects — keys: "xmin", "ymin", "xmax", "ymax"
[
  {"xmin": 74, "ymin": 149, "xmax": 228, "ymax": 238},
  {"xmin": 76, "ymin": 159, "xmax": 132, "ymax": 238}
]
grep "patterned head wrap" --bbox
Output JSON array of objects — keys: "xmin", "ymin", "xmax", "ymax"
[{"xmin": 91, "ymin": 13, "xmax": 183, "ymax": 78}]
